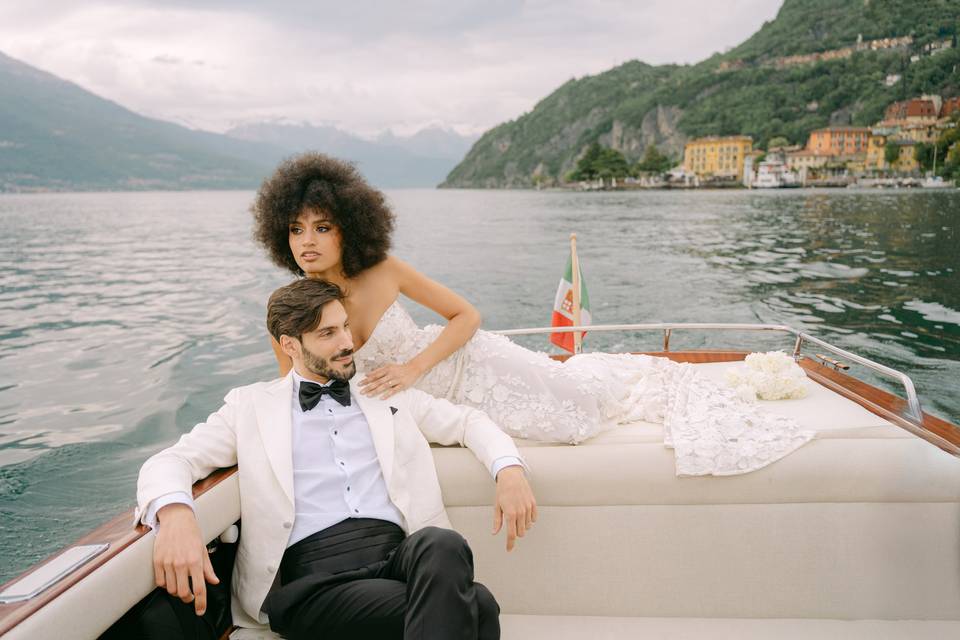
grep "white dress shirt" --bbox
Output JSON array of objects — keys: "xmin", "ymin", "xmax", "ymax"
[
  {"xmin": 143, "ymin": 372, "xmax": 523, "ymax": 546},
  {"xmin": 286, "ymin": 372, "xmax": 405, "ymax": 545}
]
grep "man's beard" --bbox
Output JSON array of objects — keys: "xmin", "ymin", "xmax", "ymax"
[{"xmin": 301, "ymin": 344, "xmax": 356, "ymax": 381}]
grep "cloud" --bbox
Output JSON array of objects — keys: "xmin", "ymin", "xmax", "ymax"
[
  {"xmin": 0, "ymin": 0, "xmax": 783, "ymax": 135},
  {"xmin": 152, "ymin": 54, "xmax": 182, "ymax": 65}
]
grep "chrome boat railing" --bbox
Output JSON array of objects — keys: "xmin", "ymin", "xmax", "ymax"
[{"xmin": 494, "ymin": 322, "xmax": 926, "ymax": 425}]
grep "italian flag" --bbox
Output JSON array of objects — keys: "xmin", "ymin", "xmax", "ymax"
[{"xmin": 550, "ymin": 252, "xmax": 591, "ymax": 353}]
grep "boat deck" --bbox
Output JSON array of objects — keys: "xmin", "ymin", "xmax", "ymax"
[{"xmin": 2, "ymin": 352, "xmax": 959, "ymax": 639}]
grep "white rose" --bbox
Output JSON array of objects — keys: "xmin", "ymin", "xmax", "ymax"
[{"xmin": 726, "ymin": 351, "xmax": 808, "ymax": 402}]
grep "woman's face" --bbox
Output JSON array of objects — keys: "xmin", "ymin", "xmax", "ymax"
[{"xmin": 288, "ymin": 208, "xmax": 343, "ymax": 276}]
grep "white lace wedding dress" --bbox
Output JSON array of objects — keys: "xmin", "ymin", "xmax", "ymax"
[{"xmin": 354, "ymin": 302, "xmax": 814, "ymax": 476}]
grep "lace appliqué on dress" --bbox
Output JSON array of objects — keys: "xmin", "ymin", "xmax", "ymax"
[{"xmin": 354, "ymin": 302, "xmax": 814, "ymax": 475}]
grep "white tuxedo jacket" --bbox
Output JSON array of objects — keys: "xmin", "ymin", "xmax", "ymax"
[{"xmin": 135, "ymin": 372, "xmax": 522, "ymax": 627}]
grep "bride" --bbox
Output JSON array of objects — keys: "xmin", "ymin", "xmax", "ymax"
[{"xmin": 252, "ymin": 153, "xmax": 813, "ymax": 476}]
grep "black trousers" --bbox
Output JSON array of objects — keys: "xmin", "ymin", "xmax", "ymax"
[
  {"xmin": 107, "ymin": 519, "xmax": 499, "ymax": 640},
  {"xmin": 99, "ymin": 538, "xmax": 235, "ymax": 640},
  {"xmin": 265, "ymin": 518, "xmax": 500, "ymax": 640}
]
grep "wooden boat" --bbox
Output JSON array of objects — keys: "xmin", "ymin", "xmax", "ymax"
[{"xmin": 2, "ymin": 323, "xmax": 959, "ymax": 639}]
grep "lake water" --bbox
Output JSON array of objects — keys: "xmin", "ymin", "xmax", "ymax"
[{"xmin": 1, "ymin": 187, "xmax": 958, "ymax": 582}]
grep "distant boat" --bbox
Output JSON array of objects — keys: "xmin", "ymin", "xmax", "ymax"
[
  {"xmin": 920, "ymin": 176, "xmax": 955, "ymax": 189},
  {"xmin": 753, "ymin": 160, "xmax": 800, "ymax": 189}
]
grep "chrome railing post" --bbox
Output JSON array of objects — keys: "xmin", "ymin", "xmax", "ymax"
[
  {"xmin": 792, "ymin": 334, "xmax": 804, "ymax": 360},
  {"xmin": 664, "ymin": 329, "xmax": 671, "ymax": 352}
]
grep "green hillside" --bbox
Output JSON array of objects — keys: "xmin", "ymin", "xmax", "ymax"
[
  {"xmin": 0, "ymin": 52, "xmax": 283, "ymax": 191},
  {"xmin": 442, "ymin": 0, "xmax": 960, "ymax": 188}
]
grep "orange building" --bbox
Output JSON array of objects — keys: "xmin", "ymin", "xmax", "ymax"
[
  {"xmin": 881, "ymin": 96, "xmax": 943, "ymax": 126},
  {"xmin": 805, "ymin": 127, "xmax": 871, "ymax": 157},
  {"xmin": 941, "ymin": 97, "xmax": 960, "ymax": 119},
  {"xmin": 885, "ymin": 97, "xmax": 941, "ymax": 123}
]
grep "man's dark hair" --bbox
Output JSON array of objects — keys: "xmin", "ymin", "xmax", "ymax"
[
  {"xmin": 252, "ymin": 153, "xmax": 395, "ymax": 277},
  {"xmin": 267, "ymin": 279, "xmax": 345, "ymax": 342}
]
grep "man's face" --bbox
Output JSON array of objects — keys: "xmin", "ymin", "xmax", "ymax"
[{"xmin": 282, "ymin": 300, "xmax": 356, "ymax": 383}]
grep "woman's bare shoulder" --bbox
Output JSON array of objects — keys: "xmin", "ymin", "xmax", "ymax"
[
  {"xmin": 379, "ymin": 254, "xmax": 424, "ymax": 282},
  {"xmin": 357, "ymin": 255, "xmax": 412, "ymax": 285},
  {"xmin": 378, "ymin": 254, "xmax": 410, "ymax": 272},
  {"xmin": 347, "ymin": 256, "xmax": 402, "ymax": 305}
]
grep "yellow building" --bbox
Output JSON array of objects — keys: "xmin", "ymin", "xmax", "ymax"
[
  {"xmin": 683, "ymin": 136, "xmax": 753, "ymax": 181},
  {"xmin": 893, "ymin": 141, "xmax": 919, "ymax": 173},
  {"xmin": 866, "ymin": 133, "xmax": 889, "ymax": 171},
  {"xmin": 866, "ymin": 133, "xmax": 919, "ymax": 173},
  {"xmin": 786, "ymin": 149, "xmax": 831, "ymax": 172},
  {"xmin": 898, "ymin": 122, "xmax": 941, "ymax": 143}
]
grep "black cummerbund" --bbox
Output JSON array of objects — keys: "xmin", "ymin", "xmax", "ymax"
[{"xmin": 280, "ymin": 518, "xmax": 405, "ymax": 585}]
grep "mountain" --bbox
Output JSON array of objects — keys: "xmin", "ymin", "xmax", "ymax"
[
  {"xmin": 376, "ymin": 126, "xmax": 477, "ymax": 160},
  {"xmin": 225, "ymin": 122, "xmax": 477, "ymax": 188},
  {"xmin": 0, "ymin": 51, "xmax": 475, "ymax": 192},
  {"xmin": 442, "ymin": 0, "xmax": 960, "ymax": 188},
  {"xmin": 0, "ymin": 51, "xmax": 288, "ymax": 192}
]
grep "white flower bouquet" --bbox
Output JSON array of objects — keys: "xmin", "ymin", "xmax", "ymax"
[{"xmin": 725, "ymin": 350, "xmax": 808, "ymax": 401}]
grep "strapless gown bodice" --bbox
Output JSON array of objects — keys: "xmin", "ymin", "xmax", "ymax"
[{"xmin": 353, "ymin": 301, "xmax": 813, "ymax": 476}]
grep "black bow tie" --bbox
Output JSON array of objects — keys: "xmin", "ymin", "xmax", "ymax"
[{"xmin": 299, "ymin": 379, "xmax": 351, "ymax": 411}]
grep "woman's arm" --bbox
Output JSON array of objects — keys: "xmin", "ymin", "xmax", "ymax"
[
  {"xmin": 360, "ymin": 257, "xmax": 480, "ymax": 399},
  {"xmin": 396, "ymin": 257, "xmax": 481, "ymax": 376},
  {"xmin": 270, "ymin": 335, "xmax": 293, "ymax": 377}
]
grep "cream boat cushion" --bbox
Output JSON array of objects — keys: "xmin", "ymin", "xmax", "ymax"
[
  {"xmin": 232, "ymin": 352, "xmax": 960, "ymax": 640},
  {"xmin": 432, "ymin": 361, "xmax": 960, "ymax": 621},
  {"xmin": 11, "ymin": 362, "xmax": 959, "ymax": 640}
]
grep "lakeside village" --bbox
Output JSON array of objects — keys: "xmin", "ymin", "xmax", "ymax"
[{"xmin": 568, "ymin": 94, "xmax": 960, "ymax": 191}]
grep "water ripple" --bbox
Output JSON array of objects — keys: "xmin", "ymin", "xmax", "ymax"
[{"xmin": 0, "ymin": 187, "xmax": 958, "ymax": 583}]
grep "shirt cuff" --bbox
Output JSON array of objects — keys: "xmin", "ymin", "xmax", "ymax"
[
  {"xmin": 491, "ymin": 456, "xmax": 525, "ymax": 480},
  {"xmin": 142, "ymin": 491, "xmax": 195, "ymax": 530}
]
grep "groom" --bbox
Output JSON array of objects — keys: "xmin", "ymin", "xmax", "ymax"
[{"xmin": 134, "ymin": 278, "xmax": 536, "ymax": 639}]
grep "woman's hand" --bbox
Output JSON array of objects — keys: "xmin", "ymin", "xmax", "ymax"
[{"xmin": 359, "ymin": 361, "xmax": 424, "ymax": 399}]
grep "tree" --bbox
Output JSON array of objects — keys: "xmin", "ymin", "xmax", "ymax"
[
  {"xmin": 884, "ymin": 142, "xmax": 900, "ymax": 167},
  {"xmin": 767, "ymin": 136, "xmax": 790, "ymax": 149},
  {"xmin": 567, "ymin": 142, "xmax": 631, "ymax": 182},
  {"xmin": 568, "ymin": 143, "xmax": 605, "ymax": 181},
  {"xmin": 593, "ymin": 147, "xmax": 631, "ymax": 180},
  {"xmin": 634, "ymin": 144, "xmax": 674, "ymax": 173},
  {"xmin": 943, "ymin": 143, "xmax": 960, "ymax": 179},
  {"xmin": 915, "ymin": 142, "xmax": 935, "ymax": 172},
  {"xmin": 934, "ymin": 116, "xmax": 960, "ymax": 178}
]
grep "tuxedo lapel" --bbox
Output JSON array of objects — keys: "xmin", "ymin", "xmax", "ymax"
[
  {"xmin": 253, "ymin": 372, "xmax": 295, "ymax": 506},
  {"xmin": 351, "ymin": 379, "xmax": 395, "ymax": 486}
]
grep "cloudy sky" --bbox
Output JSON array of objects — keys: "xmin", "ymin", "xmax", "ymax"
[{"xmin": 0, "ymin": 0, "xmax": 783, "ymax": 137}]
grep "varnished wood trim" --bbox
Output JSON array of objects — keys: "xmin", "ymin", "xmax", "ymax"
[
  {"xmin": 0, "ymin": 466, "xmax": 238, "ymax": 636},
  {"xmin": 549, "ymin": 349, "xmax": 749, "ymax": 364},
  {"xmin": 798, "ymin": 358, "xmax": 960, "ymax": 455}
]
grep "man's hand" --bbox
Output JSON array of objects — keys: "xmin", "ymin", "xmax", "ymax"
[
  {"xmin": 153, "ymin": 503, "xmax": 219, "ymax": 616},
  {"xmin": 492, "ymin": 466, "xmax": 537, "ymax": 552}
]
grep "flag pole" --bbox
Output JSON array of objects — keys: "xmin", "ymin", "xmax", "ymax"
[{"xmin": 570, "ymin": 233, "xmax": 582, "ymax": 354}]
